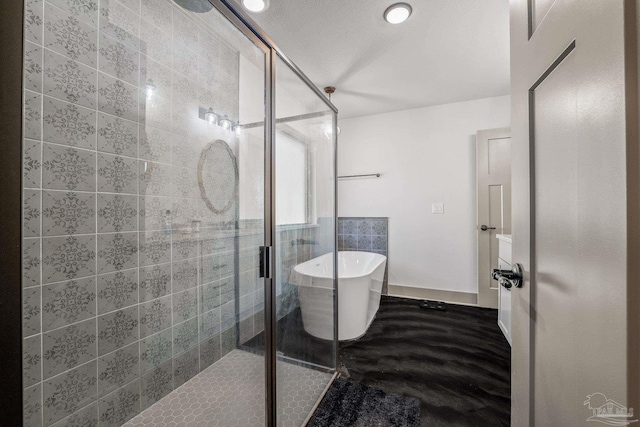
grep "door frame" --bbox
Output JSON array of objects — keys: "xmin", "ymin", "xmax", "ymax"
[
  {"xmin": 510, "ymin": 0, "xmax": 640, "ymax": 425},
  {"xmin": 476, "ymin": 127, "xmax": 511, "ymax": 309},
  {"xmin": 0, "ymin": 0, "xmax": 25, "ymax": 424}
]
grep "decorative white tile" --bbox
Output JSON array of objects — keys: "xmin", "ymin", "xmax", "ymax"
[
  {"xmin": 98, "ymin": 193, "xmax": 138, "ymax": 233},
  {"xmin": 98, "ymin": 153, "xmax": 138, "ymax": 194},
  {"xmin": 48, "ymin": 0, "xmax": 99, "ymax": 27},
  {"xmin": 44, "ymin": 3, "xmax": 97, "ymax": 67},
  {"xmin": 43, "ymin": 361, "xmax": 98, "ymax": 425},
  {"xmin": 24, "ymin": 41, "xmax": 43, "ymax": 92},
  {"xmin": 43, "ymin": 143, "xmax": 96, "ymax": 191},
  {"xmin": 42, "ymin": 190, "xmax": 96, "ymax": 236},
  {"xmin": 23, "ymin": 189, "xmax": 41, "ymax": 237},
  {"xmin": 98, "ymin": 342, "xmax": 139, "ymax": 398},
  {"xmin": 97, "ymin": 113, "xmax": 138, "ymax": 157},
  {"xmin": 23, "ymin": 335, "xmax": 42, "ymax": 388},
  {"xmin": 98, "ymin": 73, "xmax": 139, "ymax": 121},
  {"xmin": 99, "ymin": 0, "xmax": 140, "ymax": 49},
  {"xmin": 42, "ymin": 235, "xmax": 96, "ymax": 283},
  {"xmin": 43, "ymin": 318, "xmax": 97, "ymax": 379},
  {"xmin": 97, "ymin": 232, "xmax": 138, "ymax": 274},
  {"xmin": 24, "ymin": 90, "xmax": 42, "ymax": 140},
  {"xmin": 22, "ymin": 238, "xmax": 41, "ymax": 288},
  {"xmin": 42, "ymin": 276, "xmax": 97, "ymax": 331},
  {"xmin": 98, "ymin": 306, "xmax": 139, "ymax": 355},
  {"xmin": 43, "ymin": 49, "xmax": 97, "ymax": 109},
  {"xmin": 99, "ymin": 32, "xmax": 139, "ymax": 85},
  {"xmin": 23, "ymin": 138, "xmax": 42, "ymax": 189},
  {"xmin": 97, "ymin": 269, "xmax": 138, "ymax": 314},
  {"xmin": 43, "ymin": 96, "xmax": 97, "ymax": 149}
]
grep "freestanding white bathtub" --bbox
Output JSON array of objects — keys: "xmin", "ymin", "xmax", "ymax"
[{"xmin": 291, "ymin": 251, "xmax": 387, "ymax": 341}]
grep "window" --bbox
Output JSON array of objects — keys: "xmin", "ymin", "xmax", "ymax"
[{"xmin": 276, "ymin": 132, "xmax": 308, "ymax": 225}]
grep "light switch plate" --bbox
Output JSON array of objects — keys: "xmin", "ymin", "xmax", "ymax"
[{"xmin": 432, "ymin": 203, "xmax": 444, "ymax": 214}]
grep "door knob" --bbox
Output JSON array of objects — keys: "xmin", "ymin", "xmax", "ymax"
[
  {"xmin": 480, "ymin": 225, "xmax": 496, "ymax": 231},
  {"xmin": 491, "ymin": 263, "xmax": 524, "ymax": 288}
]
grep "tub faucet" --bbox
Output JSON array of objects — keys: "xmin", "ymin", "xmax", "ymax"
[{"xmin": 291, "ymin": 238, "xmax": 318, "ymax": 246}]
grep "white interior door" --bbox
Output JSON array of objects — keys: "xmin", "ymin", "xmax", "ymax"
[
  {"xmin": 510, "ymin": 1, "xmax": 640, "ymax": 426},
  {"xmin": 477, "ymin": 127, "xmax": 512, "ymax": 309}
]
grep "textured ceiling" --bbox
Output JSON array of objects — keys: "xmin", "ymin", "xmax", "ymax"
[{"xmin": 243, "ymin": 0, "xmax": 511, "ymax": 119}]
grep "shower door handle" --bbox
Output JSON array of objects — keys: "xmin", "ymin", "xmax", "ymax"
[
  {"xmin": 480, "ymin": 225, "xmax": 496, "ymax": 231},
  {"xmin": 491, "ymin": 263, "xmax": 524, "ymax": 288},
  {"xmin": 259, "ymin": 246, "xmax": 272, "ymax": 279}
]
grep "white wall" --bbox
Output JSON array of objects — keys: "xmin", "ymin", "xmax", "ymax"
[{"xmin": 338, "ymin": 95, "xmax": 511, "ymax": 294}]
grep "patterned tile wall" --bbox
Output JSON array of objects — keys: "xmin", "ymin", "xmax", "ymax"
[
  {"xmin": 338, "ymin": 217, "xmax": 389, "ymax": 292},
  {"xmin": 20, "ymin": 0, "xmax": 263, "ymax": 425}
]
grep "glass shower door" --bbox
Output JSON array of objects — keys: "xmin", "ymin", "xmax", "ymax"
[
  {"xmin": 20, "ymin": 1, "xmax": 272, "ymax": 426},
  {"xmin": 274, "ymin": 54, "xmax": 338, "ymax": 426}
]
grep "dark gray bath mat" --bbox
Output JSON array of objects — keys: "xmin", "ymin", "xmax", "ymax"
[{"xmin": 308, "ymin": 378, "xmax": 420, "ymax": 427}]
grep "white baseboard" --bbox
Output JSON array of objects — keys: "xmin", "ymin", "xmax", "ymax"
[{"xmin": 387, "ymin": 284, "xmax": 478, "ymax": 306}]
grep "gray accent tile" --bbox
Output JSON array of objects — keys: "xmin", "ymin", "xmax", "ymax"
[
  {"xmin": 44, "ymin": 2, "xmax": 97, "ymax": 67},
  {"xmin": 25, "ymin": 0, "xmax": 44, "ymax": 45},
  {"xmin": 42, "ymin": 190, "xmax": 96, "ymax": 236},
  {"xmin": 98, "ymin": 306, "xmax": 139, "ymax": 355},
  {"xmin": 23, "ymin": 286, "xmax": 41, "ymax": 337},
  {"xmin": 372, "ymin": 235, "xmax": 388, "ymax": 251},
  {"xmin": 357, "ymin": 235, "xmax": 372, "ymax": 251},
  {"xmin": 24, "ymin": 41, "xmax": 43, "ymax": 92},
  {"xmin": 42, "ymin": 277, "xmax": 97, "ymax": 331},
  {"xmin": 98, "ymin": 72, "xmax": 139, "ymax": 121},
  {"xmin": 99, "ymin": 378, "xmax": 140, "ymax": 427},
  {"xmin": 23, "ymin": 238, "xmax": 41, "ymax": 288},
  {"xmin": 98, "ymin": 193, "xmax": 138, "ymax": 233},
  {"xmin": 173, "ymin": 346, "xmax": 199, "ymax": 388},
  {"xmin": 42, "ymin": 235, "xmax": 96, "ymax": 283},
  {"xmin": 139, "ymin": 230, "xmax": 171, "ymax": 266},
  {"xmin": 24, "ymin": 90, "xmax": 42, "ymax": 140},
  {"xmin": 48, "ymin": 0, "xmax": 99, "ymax": 27},
  {"xmin": 23, "ymin": 383, "xmax": 42, "ymax": 427},
  {"xmin": 97, "ymin": 269, "xmax": 138, "ymax": 314},
  {"xmin": 172, "ymin": 288, "xmax": 197, "ymax": 323},
  {"xmin": 173, "ymin": 317, "xmax": 198, "ymax": 355},
  {"xmin": 140, "ymin": 328, "xmax": 172, "ymax": 373},
  {"xmin": 343, "ymin": 219, "xmax": 358, "ymax": 235},
  {"xmin": 357, "ymin": 219, "xmax": 372, "ymax": 235},
  {"xmin": 43, "ymin": 143, "xmax": 96, "ymax": 191},
  {"xmin": 23, "ymin": 335, "xmax": 42, "ymax": 387},
  {"xmin": 99, "ymin": 0, "xmax": 140, "ymax": 50},
  {"xmin": 43, "ymin": 318, "xmax": 97, "ymax": 379},
  {"xmin": 99, "ymin": 32, "xmax": 140, "ymax": 85},
  {"xmin": 140, "ymin": 360, "xmax": 172, "ymax": 410},
  {"xmin": 98, "ymin": 342, "xmax": 139, "ymax": 397},
  {"xmin": 23, "ymin": 189, "xmax": 41, "ymax": 237},
  {"xmin": 98, "ymin": 113, "xmax": 138, "ymax": 157},
  {"xmin": 139, "ymin": 296, "xmax": 171, "ymax": 338},
  {"xmin": 172, "ymin": 258, "xmax": 198, "ymax": 292},
  {"xmin": 23, "ymin": 138, "xmax": 42, "ymax": 189},
  {"xmin": 43, "ymin": 361, "xmax": 97, "ymax": 425},
  {"xmin": 50, "ymin": 401, "xmax": 99, "ymax": 427},
  {"xmin": 97, "ymin": 232, "xmax": 138, "ymax": 274},
  {"xmin": 43, "ymin": 49, "xmax": 97, "ymax": 109},
  {"xmin": 343, "ymin": 234, "xmax": 357, "ymax": 250},
  {"xmin": 139, "ymin": 263, "xmax": 171, "ymax": 302},
  {"xmin": 43, "ymin": 96, "xmax": 97, "ymax": 149},
  {"xmin": 371, "ymin": 218, "xmax": 388, "ymax": 236},
  {"xmin": 98, "ymin": 152, "xmax": 138, "ymax": 194}
]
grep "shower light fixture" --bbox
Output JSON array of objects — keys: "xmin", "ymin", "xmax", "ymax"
[
  {"xmin": 384, "ymin": 3, "xmax": 412, "ymax": 24},
  {"xmin": 204, "ymin": 107, "xmax": 218, "ymax": 125},
  {"xmin": 242, "ymin": 0, "xmax": 268, "ymax": 13},
  {"xmin": 145, "ymin": 79, "xmax": 157, "ymax": 101},
  {"xmin": 219, "ymin": 115, "xmax": 233, "ymax": 130}
]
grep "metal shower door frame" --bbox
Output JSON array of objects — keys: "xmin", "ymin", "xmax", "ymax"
[{"xmin": 206, "ymin": 2, "xmax": 340, "ymax": 426}]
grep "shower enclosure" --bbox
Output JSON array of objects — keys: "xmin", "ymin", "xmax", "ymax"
[{"xmin": 9, "ymin": 0, "xmax": 339, "ymax": 425}]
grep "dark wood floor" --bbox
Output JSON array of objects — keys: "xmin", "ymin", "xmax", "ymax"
[
  {"xmin": 244, "ymin": 296, "xmax": 511, "ymax": 426},
  {"xmin": 341, "ymin": 296, "xmax": 511, "ymax": 427}
]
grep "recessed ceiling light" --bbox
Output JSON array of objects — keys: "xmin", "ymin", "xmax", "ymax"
[
  {"xmin": 384, "ymin": 3, "xmax": 412, "ymax": 24},
  {"xmin": 242, "ymin": 0, "xmax": 268, "ymax": 13}
]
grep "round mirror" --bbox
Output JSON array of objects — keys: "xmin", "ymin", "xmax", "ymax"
[{"xmin": 198, "ymin": 139, "xmax": 238, "ymax": 214}]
